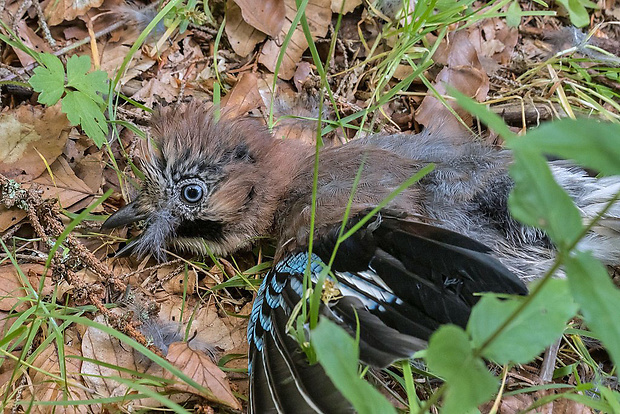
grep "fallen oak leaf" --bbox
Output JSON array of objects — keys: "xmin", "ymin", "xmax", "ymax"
[{"xmin": 164, "ymin": 342, "xmax": 242, "ymax": 410}]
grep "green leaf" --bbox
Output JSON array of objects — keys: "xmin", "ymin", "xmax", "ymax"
[
  {"xmin": 65, "ymin": 55, "xmax": 108, "ymax": 105},
  {"xmin": 62, "ymin": 90, "xmax": 108, "ymax": 147},
  {"xmin": 311, "ymin": 318, "xmax": 397, "ymax": 414},
  {"xmin": 426, "ymin": 325, "xmax": 498, "ymax": 414},
  {"xmin": 510, "ymin": 118, "xmax": 620, "ymax": 176},
  {"xmin": 555, "ymin": 0, "xmax": 591, "ymax": 27},
  {"xmin": 468, "ymin": 279, "xmax": 577, "ymax": 364},
  {"xmin": 599, "ymin": 387, "xmax": 620, "ymax": 413},
  {"xmin": 29, "ymin": 53, "xmax": 65, "ymax": 106},
  {"xmin": 506, "ymin": 1, "xmax": 522, "ymax": 27},
  {"xmin": 508, "ymin": 148, "xmax": 583, "ymax": 250},
  {"xmin": 566, "ymin": 251, "xmax": 620, "ymax": 366}
]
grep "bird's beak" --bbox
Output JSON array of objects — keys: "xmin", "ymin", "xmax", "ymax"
[
  {"xmin": 101, "ymin": 200, "xmax": 147, "ymax": 230},
  {"xmin": 101, "ymin": 200, "xmax": 149, "ymax": 257}
]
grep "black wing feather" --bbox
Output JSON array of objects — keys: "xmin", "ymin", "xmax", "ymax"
[
  {"xmin": 248, "ymin": 269, "xmax": 355, "ymax": 414},
  {"xmin": 248, "ymin": 210, "xmax": 528, "ymax": 413}
]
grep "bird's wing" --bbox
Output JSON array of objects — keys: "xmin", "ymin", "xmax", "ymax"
[
  {"xmin": 247, "ymin": 257, "xmax": 355, "ymax": 414},
  {"xmin": 247, "ymin": 210, "xmax": 528, "ymax": 413}
]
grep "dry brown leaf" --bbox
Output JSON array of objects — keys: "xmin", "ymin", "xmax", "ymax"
[
  {"xmin": 13, "ymin": 20, "xmax": 54, "ymax": 66},
  {"xmin": 81, "ymin": 315, "xmax": 140, "ymax": 402},
  {"xmin": 33, "ymin": 156, "xmax": 95, "ymax": 210},
  {"xmin": 0, "ymin": 206, "xmax": 24, "ymax": 235},
  {"xmin": 24, "ymin": 346, "xmax": 89, "ymax": 414},
  {"xmin": 231, "ymin": 0, "xmax": 285, "ymax": 37},
  {"xmin": 0, "ymin": 311, "xmax": 19, "ymax": 353},
  {"xmin": 157, "ymin": 264, "xmax": 198, "ymax": 295},
  {"xmin": 471, "ymin": 18, "xmax": 518, "ymax": 75},
  {"xmin": 98, "ymin": 45, "xmax": 156, "ymax": 85},
  {"xmin": 226, "ymin": 0, "xmax": 267, "ymax": 57},
  {"xmin": 259, "ymin": 0, "xmax": 331, "ymax": 80},
  {"xmin": 131, "ymin": 78, "xmax": 179, "ymax": 106},
  {"xmin": 0, "ymin": 350, "xmax": 20, "ymax": 397},
  {"xmin": 73, "ymin": 152, "xmax": 105, "ymax": 193},
  {"xmin": 416, "ymin": 30, "xmax": 489, "ymax": 135},
  {"xmin": 81, "ymin": 314, "xmax": 196, "ymax": 411},
  {"xmin": 44, "ymin": 0, "xmax": 105, "ymax": 26},
  {"xmin": 0, "ymin": 146, "xmax": 93, "ymax": 231},
  {"xmin": 0, "ymin": 264, "xmax": 51, "ymax": 312},
  {"xmin": 221, "ymin": 72, "xmax": 263, "ymax": 117},
  {"xmin": 163, "ymin": 342, "xmax": 241, "ymax": 410},
  {"xmin": 157, "ymin": 295, "xmax": 248, "ymax": 352},
  {"xmin": 293, "ymin": 61, "xmax": 313, "ymax": 90},
  {"xmin": 331, "ymin": 0, "xmax": 362, "ymax": 14},
  {"xmin": 492, "ymin": 391, "xmax": 595, "ymax": 414},
  {"xmin": 0, "ymin": 310, "xmax": 11, "ymax": 336},
  {"xmin": 0, "ymin": 105, "xmax": 70, "ymax": 183}
]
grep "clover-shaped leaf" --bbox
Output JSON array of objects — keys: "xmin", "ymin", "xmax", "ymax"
[{"xmin": 29, "ymin": 53, "xmax": 65, "ymax": 106}]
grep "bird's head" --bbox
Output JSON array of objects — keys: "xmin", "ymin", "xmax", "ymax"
[{"xmin": 103, "ymin": 103, "xmax": 288, "ymax": 261}]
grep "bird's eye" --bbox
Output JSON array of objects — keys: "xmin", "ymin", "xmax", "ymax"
[{"xmin": 181, "ymin": 184, "xmax": 204, "ymax": 204}]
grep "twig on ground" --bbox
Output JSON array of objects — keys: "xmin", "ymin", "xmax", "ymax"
[
  {"xmin": 540, "ymin": 337, "xmax": 562, "ymax": 382},
  {"xmin": 11, "ymin": 0, "xmax": 32, "ymax": 31},
  {"xmin": 32, "ymin": 0, "xmax": 57, "ymax": 49},
  {"xmin": 0, "ymin": 173, "xmax": 165, "ymax": 358}
]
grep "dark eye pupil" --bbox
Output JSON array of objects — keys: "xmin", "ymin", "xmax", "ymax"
[{"xmin": 182, "ymin": 185, "xmax": 203, "ymax": 203}]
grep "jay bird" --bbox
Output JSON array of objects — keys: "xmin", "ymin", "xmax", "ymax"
[{"xmin": 103, "ymin": 102, "xmax": 620, "ymax": 413}]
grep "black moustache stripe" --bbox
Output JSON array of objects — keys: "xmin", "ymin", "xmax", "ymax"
[{"xmin": 176, "ymin": 219, "xmax": 225, "ymax": 242}]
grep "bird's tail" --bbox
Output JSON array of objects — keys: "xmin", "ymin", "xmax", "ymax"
[{"xmin": 551, "ymin": 162, "xmax": 620, "ymax": 265}]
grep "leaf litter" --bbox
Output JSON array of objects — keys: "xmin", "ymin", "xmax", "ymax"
[{"xmin": 1, "ymin": 0, "xmax": 620, "ymax": 412}]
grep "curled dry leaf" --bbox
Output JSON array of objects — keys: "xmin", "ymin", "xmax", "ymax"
[
  {"xmin": 231, "ymin": 0, "xmax": 286, "ymax": 37},
  {"xmin": 259, "ymin": 0, "xmax": 331, "ymax": 80},
  {"xmin": 416, "ymin": 30, "xmax": 489, "ymax": 135},
  {"xmin": 24, "ymin": 345, "xmax": 89, "ymax": 414},
  {"xmin": 163, "ymin": 342, "xmax": 242, "ymax": 410},
  {"xmin": 157, "ymin": 264, "xmax": 198, "ymax": 295},
  {"xmin": 131, "ymin": 78, "xmax": 179, "ymax": 107},
  {"xmin": 226, "ymin": 0, "xmax": 267, "ymax": 57},
  {"xmin": 470, "ymin": 18, "xmax": 519, "ymax": 75}
]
